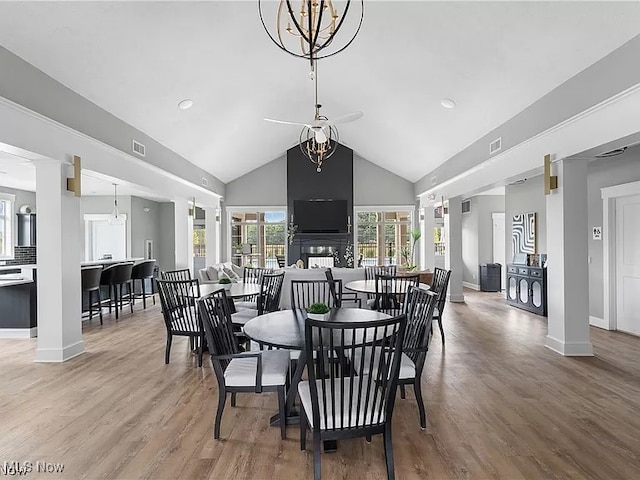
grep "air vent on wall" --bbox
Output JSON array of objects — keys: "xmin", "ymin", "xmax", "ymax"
[
  {"xmin": 489, "ymin": 137, "xmax": 502, "ymax": 155},
  {"xmin": 201, "ymin": 177, "xmax": 209, "ymax": 187},
  {"xmin": 462, "ymin": 200, "xmax": 471, "ymax": 213},
  {"xmin": 132, "ymin": 140, "xmax": 146, "ymax": 157}
]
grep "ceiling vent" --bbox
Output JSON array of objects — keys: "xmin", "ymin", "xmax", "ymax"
[
  {"xmin": 462, "ymin": 200, "xmax": 471, "ymax": 213},
  {"xmin": 595, "ymin": 146, "xmax": 627, "ymax": 158},
  {"xmin": 489, "ymin": 137, "xmax": 502, "ymax": 155},
  {"xmin": 132, "ymin": 140, "xmax": 146, "ymax": 157},
  {"xmin": 201, "ymin": 177, "xmax": 209, "ymax": 187},
  {"xmin": 431, "ymin": 176, "xmax": 437, "ymax": 186}
]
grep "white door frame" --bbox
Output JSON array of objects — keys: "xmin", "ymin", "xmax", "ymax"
[{"xmin": 602, "ymin": 180, "xmax": 640, "ymax": 330}]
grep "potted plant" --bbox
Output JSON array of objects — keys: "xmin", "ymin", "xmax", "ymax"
[
  {"xmin": 402, "ymin": 229, "xmax": 422, "ymax": 271},
  {"xmin": 218, "ymin": 277, "xmax": 232, "ymax": 291},
  {"xmin": 306, "ymin": 302, "xmax": 330, "ymax": 321}
]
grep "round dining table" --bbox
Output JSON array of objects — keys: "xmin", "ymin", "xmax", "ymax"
[
  {"xmin": 344, "ymin": 279, "xmax": 430, "ymax": 294},
  {"xmin": 243, "ymin": 308, "xmax": 391, "ymax": 451}
]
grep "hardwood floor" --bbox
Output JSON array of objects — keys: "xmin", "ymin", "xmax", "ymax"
[{"xmin": 1, "ymin": 290, "xmax": 639, "ymax": 479}]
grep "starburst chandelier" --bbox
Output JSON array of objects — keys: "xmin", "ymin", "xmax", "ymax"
[{"xmin": 258, "ymin": 1, "xmax": 364, "ymax": 67}]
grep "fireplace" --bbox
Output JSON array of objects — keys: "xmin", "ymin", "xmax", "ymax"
[{"xmin": 301, "ymin": 245, "xmax": 336, "ymax": 268}]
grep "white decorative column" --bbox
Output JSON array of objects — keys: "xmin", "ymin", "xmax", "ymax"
[
  {"xmin": 34, "ymin": 160, "xmax": 83, "ymax": 362},
  {"xmin": 444, "ymin": 196, "xmax": 464, "ymax": 302},
  {"xmin": 173, "ymin": 198, "xmax": 193, "ymax": 273},
  {"xmin": 545, "ymin": 158, "xmax": 592, "ymax": 355},
  {"xmin": 420, "ymin": 202, "xmax": 435, "ymax": 271},
  {"xmin": 204, "ymin": 204, "xmax": 219, "ymax": 267}
]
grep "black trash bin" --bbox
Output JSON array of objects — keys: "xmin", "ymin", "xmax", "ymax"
[{"xmin": 479, "ymin": 263, "xmax": 501, "ymax": 292}]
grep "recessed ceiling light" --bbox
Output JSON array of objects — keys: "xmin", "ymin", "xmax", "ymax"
[
  {"xmin": 441, "ymin": 98, "xmax": 456, "ymax": 109},
  {"xmin": 178, "ymin": 99, "xmax": 194, "ymax": 110}
]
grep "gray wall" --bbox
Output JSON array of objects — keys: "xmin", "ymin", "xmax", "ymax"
[
  {"xmin": 0, "ymin": 46, "xmax": 225, "ymax": 197},
  {"xmin": 462, "ymin": 195, "xmax": 505, "ymax": 286},
  {"xmin": 130, "ymin": 196, "xmax": 161, "ymax": 264},
  {"xmin": 505, "ymin": 175, "xmax": 547, "ymax": 262},
  {"xmin": 225, "ymin": 156, "xmax": 286, "ymax": 206},
  {"xmin": 354, "ymin": 155, "xmax": 415, "ymax": 206},
  {"xmin": 157, "ymin": 202, "xmax": 176, "ymax": 273},
  {"xmin": 587, "ymin": 149, "xmax": 640, "ymax": 319},
  {"xmin": 415, "ymin": 35, "xmax": 640, "ymax": 196}
]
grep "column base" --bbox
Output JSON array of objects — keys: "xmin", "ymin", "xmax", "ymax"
[
  {"xmin": 545, "ymin": 335, "xmax": 593, "ymax": 356},
  {"xmin": 35, "ymin": 340, "xmax": 85, "ymax": 363},
  {"xmin": 448, "ymin": 293, "xmax": 465, "ymax": 303}
]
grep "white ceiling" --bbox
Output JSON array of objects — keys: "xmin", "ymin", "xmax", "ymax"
[
  {"xmin": 0, "ymin": 152, "xmax": 170, "ymax": 202},
  {"xmin": 0, "ymin": 1, "xmax": 639, "ymax": 184}
]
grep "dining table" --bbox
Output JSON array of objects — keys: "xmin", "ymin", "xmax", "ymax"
[
  {"xmin": 344, "ymin": 279, "xmax": 430, "ymax": 295},
  {"xmin": 243, "ymin": 307, "xmax": 391, "ymax": 451}
]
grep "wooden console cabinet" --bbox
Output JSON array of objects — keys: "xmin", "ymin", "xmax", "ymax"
[{"xmin": 506, "ymin": 264, "xmax": 547, "ymax": 316}]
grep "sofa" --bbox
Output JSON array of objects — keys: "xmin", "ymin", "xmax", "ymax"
[{"xmin": 197, "ymin": 262, "xmax": 244, "ymax": 284}]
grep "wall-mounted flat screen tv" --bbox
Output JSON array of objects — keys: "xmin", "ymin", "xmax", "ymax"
[{"xmin": 294, "ymin": 199, "xmax": 348, "ymax": 233}]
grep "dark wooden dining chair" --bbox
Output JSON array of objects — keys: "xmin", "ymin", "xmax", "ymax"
[
  {"xmin": 198, "ymin": 289, "xmax": 290, "ymax": 439},
  {"xmin": 290, "ymin": 279, "xmax": 341, "ymax": 311},
  {"xmin": 156, "ymin": 278, "xmax": 204, "ymax": 367},
  {"xmin": 364, "ymin": 265, "xmax": 397, "ymax": 307},
  {"xmin": 160, "ymin": 268, "xmax": 192, "ymax": 281},
  {"xmin": 324, "ymin": 268, "xmax": 361, "ymax": 308},
  {"xmin": 299, "ymin": 314, "xmax": 407, "ymax": 480},
  {"xmin": 231, "ymin": 271, "xmax": 285, "ymax": 326},
  {"xmin": 236, "ymin": 267, "xmax": 274, "ymax": 310},
  {"xmin": 373, "ymin": 274, "xmax": 419, "ymax": 316},
  {"xmin": 430, "ymin": 268, "xmax": 452, "ymax": 343}
]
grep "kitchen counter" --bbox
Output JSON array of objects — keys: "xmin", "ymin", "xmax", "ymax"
[
  {"xmin": 0, "ymin": 265, "xmax": 36, "ymax": 288},
  {"xmin": 81, "ymin": 258, "xmax": 146, "ymax": 267}
]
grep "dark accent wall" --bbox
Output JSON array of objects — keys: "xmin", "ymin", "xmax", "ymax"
[{"xmin": 287, "ymin": 143, "xmax": 354, "ymax": 265}]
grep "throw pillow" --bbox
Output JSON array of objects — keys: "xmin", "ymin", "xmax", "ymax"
[{"xmin": 223, "ymin": 267, "xmax": 240, "ymax": 282}]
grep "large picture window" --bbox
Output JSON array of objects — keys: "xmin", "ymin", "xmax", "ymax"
[
  {"xmin": 229, "ymin": 209, "xmax": 286, "ymax": 269},
  {"xmin": 355, "ymin": 209, "xmax": 413, "ymax": 267},
  {"xmin": 0, "ymin": 193, "xmax": 15, "ymax": 258}
]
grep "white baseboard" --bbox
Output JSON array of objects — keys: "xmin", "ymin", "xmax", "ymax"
[
  {"xmin": 545, "ymin": 335, "xmax": 594, "ymax": 356},
  {"xmin": 0, "ymin": 327, "xmax": 37, "ymax": 338},
  {"xmin": 463, "ymin": 282, "xmax": 480, "ymax": 291},
  {"xmin": 35, "ymin": 340, "xmax": 85, "ymax": 362},
  {"xmin": 589, "ymin": 315, "xmax": 609, "ymax": 330}
]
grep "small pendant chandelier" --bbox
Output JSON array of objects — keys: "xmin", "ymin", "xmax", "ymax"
[{"xmin": 107, "ymin": 183, "xmax": 125, "ymax": 225}]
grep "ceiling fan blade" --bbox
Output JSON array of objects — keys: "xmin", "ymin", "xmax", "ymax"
[
  {"xmin": 264, "ymin": 117, "xmax": 310, "ymax": 128},
  {"xmin": 329, "ymin": 111, "xmax": 363, "ymax": 125}
]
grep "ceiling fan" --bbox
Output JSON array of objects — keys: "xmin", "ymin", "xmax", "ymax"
[{"xmin": 264, "ymin": 62, "xmax": 363, "ymax": 146}]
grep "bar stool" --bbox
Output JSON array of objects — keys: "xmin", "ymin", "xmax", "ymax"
[
  {"xmin": 131, "ymin": 260, "xmax": 156, "ymax": 309},
  {"xmin": 81, "ymin": 266, "xmax": 103, "ymax": 324},
  {"xmin": 100, "ymin": 262, "xmax": 134, "ymax": 320}
]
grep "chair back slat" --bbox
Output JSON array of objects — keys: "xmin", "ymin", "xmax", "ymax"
[
  {"xmin": 373, "ymin": 274, "xmax": 419, "ymax": 316},
  {"xmin": 258, "ymin": 272, "xmax": 285, "ymax": 314},
  {"xmin": 323, "ymin": 268, "xmax": 346, "ymax": 308},
  {"xmin": 198, "ymin": 290, "xmax": 238, "ymax": 375},
  {"xmin": 430, "ymin": 268, "xmax": 452, "ymax": 311},
  {"xmin": 156, "ymin": 279, "xmax": 201, "ymax": 335},
  {"xmin": 403, "ymin": 286, "xmax": 438, "ymax": 364},
  {"xmin": 161, "ymin": 268, "xmax": 192, "ymax": 281},
  {"xmin": 243, "ymin": 267, "xmax": 274, "ymax": 285},
  {"xmin": 305, "ymin": 314, "xmax": 406, "ymax": 432},
  {"xmin": 291, "ymin": 279, "xmax": 340, "ymax": 310}
]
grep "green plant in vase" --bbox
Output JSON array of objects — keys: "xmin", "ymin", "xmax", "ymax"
[
  {"xmin": 404, "ymin": 229, "xmax": 422, "ymax": 271},
  {"xmin": 218, "ymin": 277, "xmax": 232, "ymax": 290},
  {"xmin": 306, "ymin": 302, "xmax": 330, "ymax": 320}
]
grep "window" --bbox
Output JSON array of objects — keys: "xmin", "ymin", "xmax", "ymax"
[
  {"xmin": 0, "ymin": 193, "xmax": 15, "ymax": 258},
  {"xmin": 229, "ymin": 209, "xmax": 286, "ymax": 268},
  {"xmin": 355, "ymin": 209, "xmax": 413, "ymax": 267}
]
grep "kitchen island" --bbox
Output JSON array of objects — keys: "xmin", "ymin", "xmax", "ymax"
[{"xmin": 0, "ymin": 265, "xmax": 37, "ymax": 338}]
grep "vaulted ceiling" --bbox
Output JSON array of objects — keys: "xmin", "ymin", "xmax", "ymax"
[{"xmin": 0, "ymin": 1, "xmax": 638, "ymax": 184}]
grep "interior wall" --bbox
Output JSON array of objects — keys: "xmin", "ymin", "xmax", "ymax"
[
  {"xmin": 354, "ymin": 155, "xmax": 415, "ymax": 206},
  {"xmin": 587, "ymin": 149, "xmax": 640, "ymax": 320},
  {"xmin": 130, "ymin": 196, "xmax": 161, "ymax": 264},
  {"xmin": 225, "ymin": 156, "xmax": 286, "ymax": 206},
  {"xmin": 80, "ymin": 195, "xmax": 132, "ymax": 261},
  {"xmin": 157, "ymin": 202, "xmax": 176, "ymax": 272},
  {"xmin": 505, "ymin": 175, "xmax": 547, "ymax": 263},
  {"xmin": 461, "ymin": 195, "xmax": 505, "ymax": 287}
]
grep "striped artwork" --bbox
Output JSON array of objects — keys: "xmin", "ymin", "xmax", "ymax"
[{"xmin": 512, "ymin": 213, "xmax": 536, "ymax": 254}]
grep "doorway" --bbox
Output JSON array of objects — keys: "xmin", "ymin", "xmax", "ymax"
[
  {"xmin": 84, "ymin": 214, "xmax": 127, "ymax": 261},
  {"xmin": 492, "ymin": 212, "xmax": 506, "ymax": 290},
  {"xmin": 616, "ymin": 194, "xmax": 640, "ymax": 335}
]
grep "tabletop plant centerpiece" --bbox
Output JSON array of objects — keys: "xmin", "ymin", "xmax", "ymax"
[
  {"xmin": 218, "ymin": 277, "xmax": 232, "ymax": 291},
  {"xmin": 401, "ymin": 229, "xmax": 422, "ymax": 271},
  {"xmin": 306, "ymin": 302, "xmax": 330, "ymax": 321}
]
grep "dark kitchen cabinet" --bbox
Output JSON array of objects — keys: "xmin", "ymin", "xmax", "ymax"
[
  {"xmin": 17, "ymin": 213, "xmax": 36, "ymax": 246},
  {"xmin": 506, "ymin": 264, "xmax": 547, "ymax": 316}
]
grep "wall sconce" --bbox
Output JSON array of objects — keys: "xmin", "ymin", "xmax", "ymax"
[
  {"xmin": 544, "ymin": 154, "xmax": 558, "ymax": 195},
  {"xmin": 188, "ymin": 197, "xmax": 196, "ymax": 217},
  {"xmin": 66, "ymin": 155, "xmax": 81, "ymax": 197}
]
